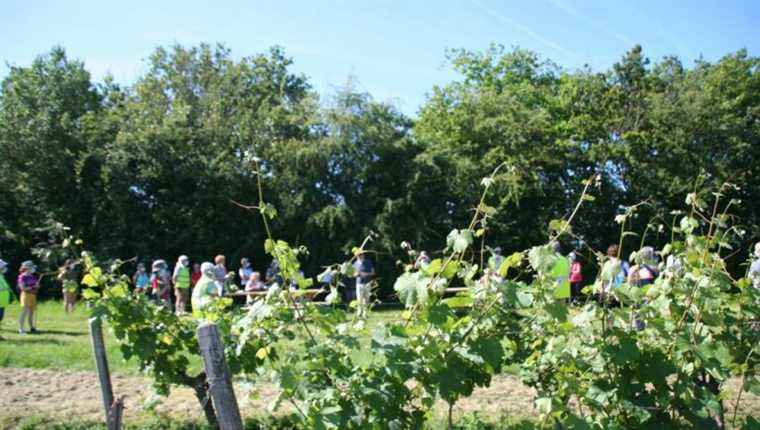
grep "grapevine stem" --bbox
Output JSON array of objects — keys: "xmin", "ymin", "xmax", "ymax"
[{"xmin": 731, "ymin": 346, "xmax": 755, "ymax": 427}]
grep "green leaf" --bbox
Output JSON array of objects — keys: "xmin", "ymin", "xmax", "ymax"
[
  {"xmin": 81, "ymin": 288, "xmax": 100, "ymax": 300},
  {"xmin": 441, "ymin": 261, "xmax": 459, "ymax": 279},
  {"xmin": 108, "ymin": 283, "xmax": 128, "ymax": 297},
  {"xmin": 478, "ymin": 203, "xmax": 497, "ymax": 216},
  {"xmin": 679, "ymin": 216, "xmax": 699, "ymax": 234},
  {"xmin": 259, "ymin": 203, "xmax": 278, "ymax": 220},
  {"xmin": 394, "ymin": 272, "xmax": 422, "ymax": 308},
  {"xmin": 498, "ymin": 252, "xmax": 523, "ymax": 277},
  {"xmin": 586, "ymin": 385, "xmax": 615, "ymax": 407},
  {"xmin": 424, "ymin": 259, "xmax": 443, "ymax": 276},
  {"xmin": 548, "ymin": 219, "xmax": 571, "ymax": 235},
  {"xmin": 82, "ymin": 274, "xmax": 98, "ymax": 287},
  {"xmin": 535, "ymin": 397, "xmax": 553, "ymax": 414},
  {"xmin": 544, "ymin": 302, "xmax": 568, "ymax": 322},
  {"xmin": 516, "ymin": 291, "xmax": 533, "ymax": 307},
  {"xmin": 442, "ymin": 295, "xmax": 473, "ymax": 308},
  {"xmin": 446, "ymin": 229, "xmax": 474, "ymax": 253}
]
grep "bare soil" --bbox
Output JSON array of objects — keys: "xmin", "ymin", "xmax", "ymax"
[{"xmin": 0, "ymin": 367, "xmax": 756, "ymax": 427}]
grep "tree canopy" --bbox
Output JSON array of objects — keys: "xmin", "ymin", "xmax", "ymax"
[{"xmin": 1, "ymin": 43, "xmax": 758, "ymax": 294}]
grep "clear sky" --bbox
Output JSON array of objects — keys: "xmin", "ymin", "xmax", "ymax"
[{"xmin": 2, "ymin": 0, "xmax": 758, "ymax": 116}]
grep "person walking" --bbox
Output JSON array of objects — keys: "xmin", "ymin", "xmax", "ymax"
[
  {"xmin": 172, "ymin": 255, "xmax": 191, "ymax": 315},
  {"xmin": 17, "ymin": 261, "xmax": 40, "ymax": 334},
  {"xmin": 353, "ymin": 251, "xmax": 375, "ymax": 318}
]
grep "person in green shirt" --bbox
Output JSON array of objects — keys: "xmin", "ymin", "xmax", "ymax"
[
  {"xmin": 192, "ymin": 262, "xmax": 219, "ymax": 319},
  {"xmin": 172, "ymin": 255, "xmax": 191, "ymax": 315},
  {"xmin": 0, "ymin": 259, "xmax": 13, "ymax": 339}
]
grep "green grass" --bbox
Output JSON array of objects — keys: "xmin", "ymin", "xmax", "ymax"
[
  {"xmin": 0, "ymin": 300, "xmax": 402, "ymax": 375},
  {"xmin": 0, "ymin": 301, "xmax": 144, "ymax": 374}
]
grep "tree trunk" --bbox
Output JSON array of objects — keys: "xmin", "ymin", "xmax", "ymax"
[{"xmin": 191, "ymin": 372, "xmax": 218, "ymax": 428}]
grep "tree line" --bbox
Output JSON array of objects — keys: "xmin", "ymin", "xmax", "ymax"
[{"xmin": 1, "ymin": 43, "xmax": 758, "ymax": 296}]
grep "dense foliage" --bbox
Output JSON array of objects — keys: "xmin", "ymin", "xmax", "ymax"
[
  {"xmin": 2, "ymin": 44, "xmax": 759, "ymax": 295},
  {"xmin": 72, "ymin": 167, "xmax": 760, "ymax": 429}
]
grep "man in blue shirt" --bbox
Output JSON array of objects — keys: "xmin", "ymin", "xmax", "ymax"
[{"xmin": 353, "ymin": 252, "xmax": 375, "ymax": 318}]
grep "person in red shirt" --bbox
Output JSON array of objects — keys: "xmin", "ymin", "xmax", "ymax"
[
  {"xmin": 190, "ymin": 262, "xmax": 202, "ymax": 287},
  {"xmin": 568, "ymin": 252, "xmax": 583, "ymax": 304}
]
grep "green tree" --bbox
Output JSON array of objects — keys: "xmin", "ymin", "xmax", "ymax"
[{"xmin": 0, "ymin": 47, "xmax": 102, "ymax": 264}]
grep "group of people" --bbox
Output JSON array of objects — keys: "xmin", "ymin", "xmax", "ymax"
[
  {"xmin": 131, "ymin": 254, "xmax": 284, "ymax": 315},
  {"xmin": 0, "ymin": 249, "xmax": 379, "ymax": 337},
  {"xmin": 131, "ymin": 251, "xmax": 376, "ymax": 317},
  {"xmin": 466, "ymin": 239, "xmax": 760, "ymax": 307},
  {"xmin": 1, "ymin": 241, "xmax": 757, "ymax": 337}
]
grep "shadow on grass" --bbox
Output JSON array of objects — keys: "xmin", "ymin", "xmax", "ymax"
[
  {"xmin": 36, "ymin": 329, "xmax": 86, "ymax": 336},
  {"xmin": 3, "ymin": 337, "xmax": 70, "ymax": 346}
]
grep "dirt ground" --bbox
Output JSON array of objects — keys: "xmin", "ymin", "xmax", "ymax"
[
  {"xmin": 0, "ymin": 367, "xmax": 536, "ymax": 424},
  {"xmin": 0, "ymin": 367, "xmax": 757, "ymax": 426}
]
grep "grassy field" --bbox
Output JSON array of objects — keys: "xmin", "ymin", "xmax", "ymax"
[
  {"xmin": 0, "ymin": 300, "xmax": 402, "ymax": 374},
  {"xmin": 0, "ymin": 301, "xmax": 143, "ymax": 373}
]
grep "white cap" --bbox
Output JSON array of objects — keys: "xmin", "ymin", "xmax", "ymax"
[
  {"xmin": 639, "ymin": 246, "xmax": 655, "ymax": 262},
  {"xmin": 200, "ymin": 262, "xmax": 215, "ymax": 277}
]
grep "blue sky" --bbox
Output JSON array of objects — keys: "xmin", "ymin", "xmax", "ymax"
[{"xmin": 2, "ymin": 0, "xmax": 758, "ymax": 116}]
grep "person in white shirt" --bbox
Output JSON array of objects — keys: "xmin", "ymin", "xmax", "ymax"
[{"xmin": 238, "ymin": 258, "xmax": 253, "ymax": 289}]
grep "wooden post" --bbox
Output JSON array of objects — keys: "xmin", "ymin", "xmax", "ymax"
[
  {"xmin": 197, "ymin": 323, "xmax": 244, "ymax": 430},
  {"xmin": 89, "ymin": 317, "xmax": 115, "ymax": 425},
  {"xmin": 108, "ymin": 397, "xmax": 125, "ymax": 430}
]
